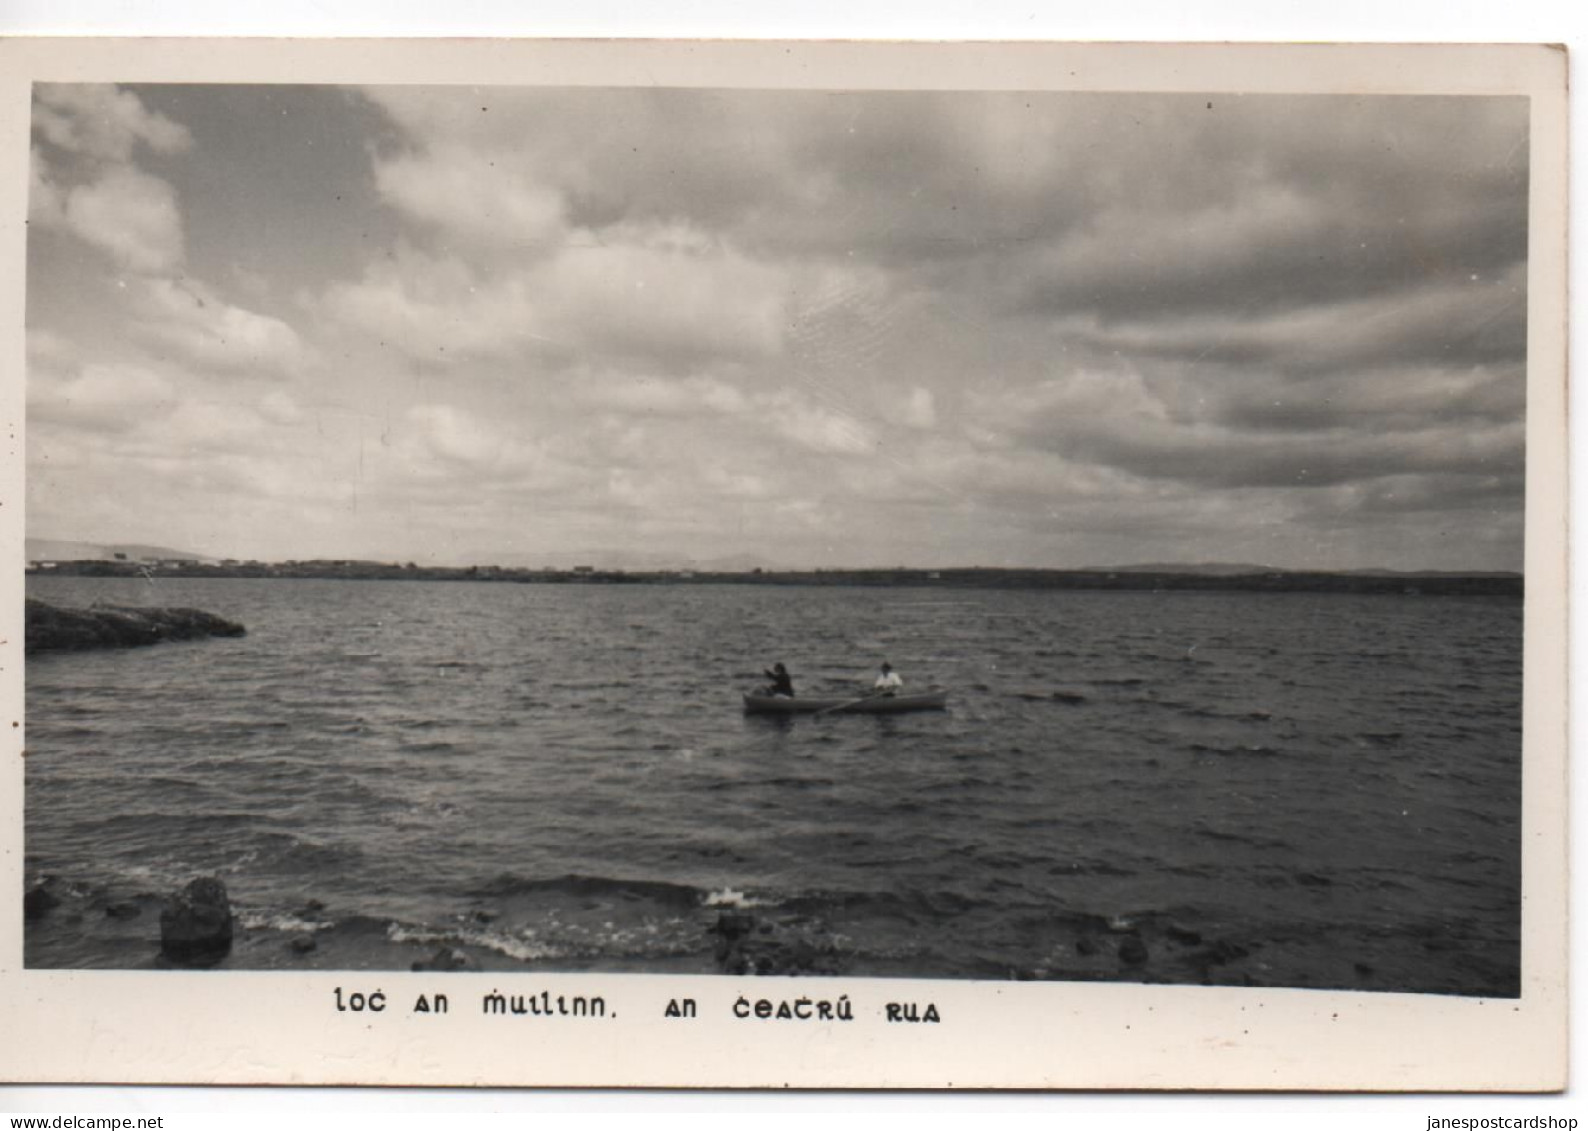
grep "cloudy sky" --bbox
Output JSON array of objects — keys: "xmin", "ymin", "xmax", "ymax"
[{"xmin": 25, "ymin": 84, "xmax": 1528, "ymax": 569}]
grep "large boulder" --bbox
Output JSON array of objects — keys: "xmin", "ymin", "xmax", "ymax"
[
  {"xmin": 26, "ymin": 599, "xmax": 246, "ymax": 655},
  {"xmin": 160, "ymin": 877, "xmax": 234, "ymax": 966},
  {"xmin": 23, "ymin": 884, "xmax": 58, "ymax": 921}
]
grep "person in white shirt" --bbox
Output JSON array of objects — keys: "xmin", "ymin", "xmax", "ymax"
[{"xmin": 873, "ymin": 661, "xmax": 903, "ymax": 696}]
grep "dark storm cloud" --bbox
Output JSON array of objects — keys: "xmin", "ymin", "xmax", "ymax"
[
  {"xmin": 1343, "ymin": 471, "xmax": 1525, "ymax": 516},
  {"xmin": 1202, "ymin": 363, "xmax": 1525, "ymax": 435},
  {"xmin": 1060, "ymin": 422, "xmax": 1523, "ymax": 492},
  {"xmin": 1061, "ymin": 269, "xmax": 1526, "ymax": 378},
  {"xmin": 966, "ymin": 94, "xmax": 1529, "ymax": 532},
  {"xmin": 994, "ymin": 95, "xmax": 1528, "ymax": 323},
  {"xmin": 1005, "ymin": 372, "xmax": 1523, "ymax": 491},
  {"xmin": 1004, "ymin": 195, "xmax": 1526, "ymax": 323}
]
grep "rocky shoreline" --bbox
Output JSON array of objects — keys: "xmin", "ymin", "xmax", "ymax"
[
  {"xmin": 25, "ymin": 598, "xmax": 246, "ymax": 654},
  {"xmin": 19, "ymin": 870, "xmax": 1277, "ymax": 988},
  {"xmin": 20, "ymin": 870, "xmax": 1517, "ymax": 994}
]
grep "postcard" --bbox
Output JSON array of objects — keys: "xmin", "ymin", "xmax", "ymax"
[{"xmin": 0, "ymin": 37, "xmax": 1567, "ymax": 1090}]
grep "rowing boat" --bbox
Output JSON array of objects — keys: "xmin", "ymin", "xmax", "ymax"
[{"xmin": 742, "ymin": 690, "xmax": 949, "ymax": 715}]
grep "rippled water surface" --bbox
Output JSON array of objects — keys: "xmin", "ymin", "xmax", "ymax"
[{"xmin": 24, "ymin": 577, "xmax": 1521, "ymax": 994}]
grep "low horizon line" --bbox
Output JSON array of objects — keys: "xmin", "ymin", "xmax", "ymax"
[{"xmin": 22, "ymin": 553, "xmax": 1523, "ymax": 579}]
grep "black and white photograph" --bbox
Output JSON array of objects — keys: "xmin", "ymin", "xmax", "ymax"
[{"xmin": 0, "ymin": 36, "xmax": 1569, "ymax": 1092}]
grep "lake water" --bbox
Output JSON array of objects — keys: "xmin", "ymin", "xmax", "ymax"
[{"xmin": 23, "ymin": 576, "xmax": 1522, "ymax": 995}]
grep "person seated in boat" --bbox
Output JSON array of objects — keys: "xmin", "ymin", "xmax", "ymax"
[
  {"xmin": 762, "ymin": 662, "xmax": 795, "ymax": 697},
  {"xmin": 873, "ymin": 661, "xmax": 903, "ymax": 697}
]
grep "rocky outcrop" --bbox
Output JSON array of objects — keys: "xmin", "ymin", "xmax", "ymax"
[
  {"xmin": 1036, "ymin": 913, "xmax": 1259, "ymax": 985},
  {"xmin": 160, "ymin": 877, "xmax": 234, "ymax": 966},
  {"xmin": 708, "ymin": 910, "xmax": 847, "ymax": 976},
  {"xmin": 411, "ymin": 946, "xmax": 475, "ymax": 972},
  {"xmin": 26, "ymin": 599, "xmax": 245, "ymax": 654},
  {"xmin": 23, "ymin": 884, "xmax": 59, "ymax": 921}
]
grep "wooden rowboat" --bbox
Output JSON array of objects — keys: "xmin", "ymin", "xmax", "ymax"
[{"xmin": 742, "ymin": 690, "xmax": 949, "ymax": 715}]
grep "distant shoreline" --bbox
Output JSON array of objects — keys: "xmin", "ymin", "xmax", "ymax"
[{"xmin": 25, "ymin": 560, "xmax": 1523, "ymax": 597}]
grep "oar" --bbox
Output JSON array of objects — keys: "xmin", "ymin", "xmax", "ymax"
[{"xmin": 815, "ymin": 692, "xmax": 878, "ymax": 717}]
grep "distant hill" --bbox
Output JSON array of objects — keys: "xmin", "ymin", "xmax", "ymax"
[
  {"xmin": 695, "ymin": 553, "xmax": 778, "ymax": 572},
  {"xmin": 1095, "ymin": 562, "xmax": 1519, "ymax": 578},
  {"xmin": 1097, "ymin": 562, "xmax": 1279, "ymax": 576},
  {"xmin": 1335, "ymin": 567, "xmax": 1522, "ymax": 578},
  {"xmin": 26, "ymin": 538, "xmax": 211, "ymax": 563},
  {"xmin": 474, "ymin": 548, "xmax": 777, "ymax": 572}
]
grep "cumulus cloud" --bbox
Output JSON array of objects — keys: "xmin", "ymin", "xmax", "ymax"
[
  {"xmin": 28, "ymin": 149, "xmax": 65, "ymax": 226},
  {"xmin": 540, "ymin": 229, "xmax": 786, "ymax": 364},
  {"xmin": 361, "ymin": 87, "xmax": 805, "ymax": 237},
  {"xmin": 34, "ymin": 84, "xmax": 192, "ymax": 163},
  {"xmin": 135, "ymin": 277, "xmax": 313, "ymax": 378},
  {"xmin": 902, "ymin": 387, "xmax": 937, "ymax": 430},
  {"xmin": 578, "ymin": 374, "xmax": 749, "ymax": 417},
  {"xmin": 784, "ymin": 265, "xmax": 916, "ymax": 381},
  {"xmin": 322, "ymin": 247, "xmax": 549, "ymax": 363},
  {"xmin": 405, "ymin": 403, "xmax": 507, "ymax": 467},
  {"xmin": 30, "ymin": 86, "xmax": 192, "ymax": 274},
  {"xmin": 258, "ymin": 391, "xmax": 305, "ymax": 425},
  {"xmin": 25, "ymin": 325, "xmax": 77, "ymax": 369},
  {"xmin": 374, "ymin": 148, "xmax": 567, "ymax": 250},
  {"xmin": 767, "ymin": 393, "xmax": 878, "ymax": 456},
  {"xmin": 377, "ymin": 403, "xmax": 591, "ymax": 502},
  {"xmin": 324, "ymin": 228, "xmax": 786, "ymax": 368},
  {"xmin": 47, "ymin": 165, "xmax": 185, "ymax": 273},
  {"xmin": 357, "ymin": 90, "xmax": 1525, "ymax": 312},
  {"xmin": 28, "ymin": 362, "xmax": 175, "ymax": 433},
  {"xmin": 25, "ymin": 85, "xmax": 1531, "ymax": 570}
]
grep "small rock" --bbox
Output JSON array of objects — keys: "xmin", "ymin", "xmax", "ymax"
[
  {"xmin": 1164, "ymin": 925, "xmax": 1203, "ymax": 947},
  {"xmin": 23, "ymin": 885, "xmax": 58, "ymax": 921},
  {"xmin": 411, "ymin": 946, "xmax": 471, "ymax": 972},
  {"xmin": 1354, "ymin": 962, "xmax": 1375, "ymax": 978},
  {"xmin": 1075, "ymin": 936, "xmax": 1098, "ymax": 956},
  {"xmin": 105, "ymin": 901, "xmax": 142, "ymax": 920},
  {"xmin": 713, "ymin": 911, "xmax": 756, "ymax": 940},
  {"xmin": 301, "ymin": 899, "xmax": 327, "ymax": 914},
  {"xmin": 1118, "ymin": 935, "xmax": 1150, "ymax": 966},
  {"xmin": 289, "ymin": 935, "xmax": 317, "ymax": 955},
  {"xmin": 160, "ymin": 877, "xmax": 233, "ymax": 967},
  {"xmin": 1191, "ymin": 939, "xmax": 1251, "ymax": 967}
]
